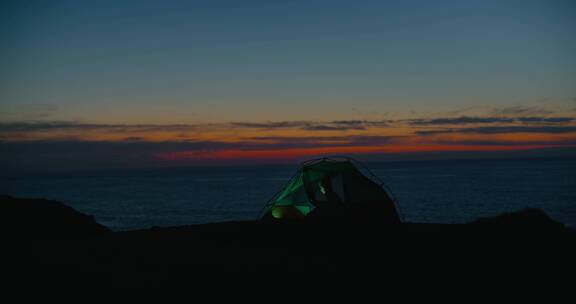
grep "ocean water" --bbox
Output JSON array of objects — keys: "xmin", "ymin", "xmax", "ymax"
[{"xmin": 1, "ymin": 158, "xmax": 575, "ymax": 231}]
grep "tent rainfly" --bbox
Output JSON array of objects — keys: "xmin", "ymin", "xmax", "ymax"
[{"xmin": 261, "ymin": 157, "xmax": 401, "ymax": 223}]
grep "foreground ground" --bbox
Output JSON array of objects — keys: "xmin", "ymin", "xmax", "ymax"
[{"xmin": 1, "ymin": 195, "xmax": 575, "ymax": 296}]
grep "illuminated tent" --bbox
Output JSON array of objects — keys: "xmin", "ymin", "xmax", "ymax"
[{"xmin": 261, "ymin": 157, "xmax": 401, "ymax": 223}]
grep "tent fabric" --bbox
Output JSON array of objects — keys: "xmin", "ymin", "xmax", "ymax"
[{"xmin": 261, "ymin": 157, "xmax": 401, "ymax": 223}]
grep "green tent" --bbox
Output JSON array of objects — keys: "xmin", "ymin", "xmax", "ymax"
[{"xmin": 261, "ymin": 157, "xmax": 401, "ymax": 223}]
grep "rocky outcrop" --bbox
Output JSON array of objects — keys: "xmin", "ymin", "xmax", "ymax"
[{"xmin": 0, "ymin": 195, "xmax": 111, "ymax": 238}]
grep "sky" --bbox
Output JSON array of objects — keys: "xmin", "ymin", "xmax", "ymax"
[{"xmin": 1, "ymin": 0, "xmax": 576, "ymax": 172}]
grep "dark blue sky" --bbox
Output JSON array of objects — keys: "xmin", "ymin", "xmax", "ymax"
[{"xmin": 2, "ymin": 0, "xmax": 575, "ymax": 123}]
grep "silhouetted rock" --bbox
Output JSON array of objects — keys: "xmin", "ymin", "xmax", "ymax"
[
  {"xmin": 0, "ymin": 195, "xmax": 111, "ymax": 238},
  {"xmin": 470, "ymin": 208, "xmax": 564, "ymax": 228}
]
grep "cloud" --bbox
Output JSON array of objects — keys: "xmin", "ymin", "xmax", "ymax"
[
  {"xmin": 0, "ymin": 121, "xmax": 201, "ymax": 133},
  {"xmin": 432, "ymin": 139, "xmax": 576, "ymax": 146},
  {"xmin": 320, "ymin": 120, "xmax": 390, "ymax": 127},
  {"xmin": 230, "ymin": 120, "xmax": 370, "ymax": 131},
  {"xmin": 516, "ymin": 117, "xmax": 575, "ymax": 123},
  {"xmin": 331, "ymin": 120, "xmax": 364, "ymax": 125},
  {"xmin": 417, "ymin": 126, "xmax": 576, "ymax": 135},
  {"xmin": 110, "ymin": 124, "xmax": 201, "ymax": 133},
  {"xmin": 302, "ymin": 125, "xmax": 366, "ymax": 131},
  {"xmin": 228, "ymin": 121, "xmax": 307, "ymax": 129},
  {"xmin": 0, "ymin": 121, "xmax": 104, "ymax": 132},
  {"xmin": 408, "ymin": 116, "xmax": 576, "ymax": 125},
  {"xmin": 249, "ymin": 135, "xmax": 399, "ymax": 146},
  {"xmin": 0, "ymin": 120, "xmax": 391, "ymax": 136},
  {"xmin": 490, "ymin": 106, "xmax": 554, "ymax": 116},
  {"xmin": 408, "ymin": 116, "xmax": 515, "ymax": 125},
  {"xmin": 2, "ymin": 115, "xmax": 574, "ymax": 141},
  {"xmin": 364, "ymin": 120, "xmax": 390, "ymax": 127}
]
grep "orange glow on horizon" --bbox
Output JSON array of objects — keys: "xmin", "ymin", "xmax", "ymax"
[{"xmin": 157, "ymin": 144, "xmax": 576, "ymax": 161}]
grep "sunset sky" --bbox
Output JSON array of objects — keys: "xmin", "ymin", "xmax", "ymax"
[{"xmin": 1, "ymin": 0, "xmax": 576, "ymax": 172}]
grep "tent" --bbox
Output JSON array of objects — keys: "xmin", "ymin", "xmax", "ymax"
[{"xmin": 261, "ymin": 157, "xmax": 401, "ymax": 223}]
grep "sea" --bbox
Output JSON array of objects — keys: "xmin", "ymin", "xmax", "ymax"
[{"xmin": 1, "ymin": 158, "xmax": 575, "ymax": 231}]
